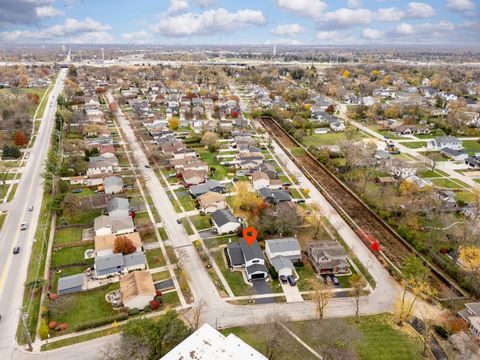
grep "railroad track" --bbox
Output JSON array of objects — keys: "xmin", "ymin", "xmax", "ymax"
[{"xmin": 260, "ymin": 116, "xmax": 468, "ymax": 299}]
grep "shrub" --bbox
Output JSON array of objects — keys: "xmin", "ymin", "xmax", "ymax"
[
  {"xmin": 143, "ymin": 305, "xmax": 152, "ymax": 313},
  {"xmin": 59, "ymin": 323, "xmax": 68, "ymax": 331},
  {"xmin": 268, "ymin": 266, "xmax": 278, "ymax": 280},
  {"xmin": 39, "ymin": 319, "xmax": 49, "ymax": 340},
  {"xmin": 149, "ymin": 300, "xmax": 160, "ymax": 310},
  {"xmin": 154, "ymin": 295, "xmax": 163, "ymax": 303},
  {"xmin": 434, "ymin": 325, "xmax": 449, "ymax": 339},
  {"xmin": 155, "ymin": 290, "xmax": 162, "ymax": 296},
  {"xmin": 128, "ymin": 308, "xmax": 140, "ymax": 316},
  {"xmin": 49, "ymin": 293, "xmax": 58, "ymax": 300},
  {"xmin": 75, "ymin": 313, "xmax": 128, "ymax": 331},
  {"xmin": 48, "ymin": 321, "xmax": 58, "ymax": 329}
]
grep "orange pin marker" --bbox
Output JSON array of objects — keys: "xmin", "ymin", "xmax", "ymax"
[{"xmin": 243, "ymin": 227, "xmax": 257, "ymax": 246}]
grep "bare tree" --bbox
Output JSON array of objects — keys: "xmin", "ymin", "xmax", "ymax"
[
  {"xmin": 254, "ymin": 313, "xmax": 292, "ymax": 360},
  {"xmin": 350, "ymin": 274, "xmax": 367, "ymax": 323},
  {"xmin": 309, "ymin": 278, "xmax": 334, "ymax": 320}
]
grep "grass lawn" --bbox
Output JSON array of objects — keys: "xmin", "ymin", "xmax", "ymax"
[
  {"xmin": 63, "ymin": 208, "xmax": 102, "ymax": 225},
  {"xmin": 41, "ymin": 327, "xmax": 120, "ymax": 351},
  {"xmin": 181, "ymin": 218, "xmax": 194, "ymax": 235},
  {"xmin": 417, "ymin": 169, "xmax": 448, "ymax": 178},
  {"xmin": 158, "ymin": 227, "xmax": 168, "ymax": 241},
  {"xmin": 203, "ymin": 235, "xmax": 239, "ymax": 249},
  {"xmin": 145, "ymin": 248, "xmax": 166, "ymax": 269},
  {"xmin": 0, "ymin": 212, "xmax": 6, "ymax": 231},
  {"xmin": 162, "ymin": 291, "xmax": 181, "ymax": 308},
  {"xmin": 35, "ymin": 85, "xmax": 53, "ymax": 119},
  {"xmin": 431, "ymin": 178, "xmax": 467, "ymax": 189},
  {"xmin": 7, "ymin": 184, "xmax": 18, "ymax": 202},
  {"xmin": 54, "ymin": 227, "xmax": 83, "ymax": 245},
  {"xmin": 190, "ymin": 214, "xmax": 211, "ymax": 231},
  {"xmin": 48, "ymin": 283, "xmax": 120, "ymax": 335},
  {"xmin": 302, "ymin": 130, "xmax": 366, "ymax": 147},
  {"xmin": 51, "ymin": 245, "xmax": 94, "ymax": 268},
  {"xmin": 291, "ymin": 147, "xmax": 306, "ymax": 156},
  {"xmin": 174, "ymin": 189, "xmax": 197, "ymax": 211},
  {"xmin": 151, "ymin": 271, "xmax": 171, "ymax": 282},
  {"xmin": 295, "ymin": 264, "xmax": 318, "ymax": 291},
  {"xmin": 462, "ymin": 140, "xmax": 480, "ymax": 154},
  {"xmin": 289, "ymin": 188, "xmax": 303, "ymax": 199},
  {"xmin": 399, "ymin": 141, "xmax": 427, "ymax": 149},
  {"xmin": 198, "ymin": 150, "xmax": 229, "ymax": 180},
  {"xmin": 456, "ymin": 191, "xmax": 478, "ymax": 203},
  {"xmin": 212, "ymin": 249, "xmax": 252, "ymax": 296}
]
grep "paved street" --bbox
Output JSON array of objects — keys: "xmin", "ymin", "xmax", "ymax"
[{"xmin": 0, "ymin": 68, "xmax": 68, "ymax": 359}]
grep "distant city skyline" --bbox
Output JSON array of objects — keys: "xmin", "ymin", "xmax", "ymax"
[{"xmin": 0, "ymin": 0, "xmax": 479, "ymax": 45}]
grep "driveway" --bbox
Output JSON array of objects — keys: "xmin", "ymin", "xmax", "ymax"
[
  {"xmin": 280, "ymin": 282, "xmax": 304, "ymax": 303},
  {"xmin": 252, "ymin": 279, "xmax": 274, "ymax": 304},
  {"xmin": 198, "ymin": 229, "xmax": 218, "ymax": 239}
]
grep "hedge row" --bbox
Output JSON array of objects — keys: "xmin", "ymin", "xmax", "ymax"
[{"xmin": 75, "ymin": 313, "xmax": 128, "ymax": 331}]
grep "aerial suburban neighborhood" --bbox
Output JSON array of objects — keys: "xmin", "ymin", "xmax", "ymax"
[{"xmin": 0, "ymin": 1, "xmax": 479, "ymax": 359}]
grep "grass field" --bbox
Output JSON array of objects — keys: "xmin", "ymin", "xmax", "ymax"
[
  {"xmin": 174, "ymin": 189, "xmax": 197, "ymax": 211},
  {"xmin": 211, "ymin": 249, "xmax": 252, "ymax": 296},
  {"xmin": 431, "ymin": 178, "xmax": 468, "ymax": 189},
  {"xmin": 35, "ymin": 84, "xmax": 53, "ymax": 119},
  {"xmin": 145, "ymin": 247, "xmax": 166, "ymax": 269},
  {"xmin": 54, "ymin": 227, "xmax": 83, "ymax": 245},
  {"xmin": 462, "ymin": 140, "xmax": 480, "ymax": 154},
  {"xmin": 303, "ymin": 131, "xmax": 364, "ymax": 147},
  {"xmin": 51, "ymin": 245, "xmax": 94, "ymax": 268},
  {"xmin": 399, "ymin": 141, "xmax": 427, "ymax": 149},
  {"xmin": 417, "ymin": 169, "xmax": 449, "ymax": 178},
  {"xmin": 190, "ymin": 214, "xmax": 211, "ymax": 231}
]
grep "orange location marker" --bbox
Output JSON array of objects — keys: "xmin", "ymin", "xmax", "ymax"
[{"xmin": 243, "ymin": 227, "xmax": 257, "ymax": 246}]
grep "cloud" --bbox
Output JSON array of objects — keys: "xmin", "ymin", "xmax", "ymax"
[
  {"xmin": 446, "ymin": 0, "xmax": 476, "ymax": 12},
  {"xmin": 321, "ymin": 8, "xmax": 373, "ymax": 28},
  {"xmin": 375, "ymin": 7, "xmax": 405, "ymax": 21},
  {"xmin": 194, "ymin": 0, "xmax": 217, "ymax": 8},
  {"xmin": 0, "ymin": 0, "xmax": 55, "ymax": 25},
  {"xmin": 0, "ymin": 17, "xmax": 112, "ymax": 43},
  {"xmin": 275, "ymin": 0, "xmax": 327, "ymax": 20},
  {"xmin": 347, "ymin": 0, "xmax": 362, "ymax": 9},
  {"xmin": 395, "ymin": 22, "xmax": 415, "ymax": 35},
  {"xmin": 166, "ymin": 0, "xmax": 189, "ymax": 15},
  {"xmin": 406, "ymin": 2, "xmax": 436, "ymax": 18},
  {"xmin": 393, "ymin": 20, "xmax": 455, "ymax": 37},
  {"xmin": 362, "ymin": 28, "xmax": 384, "ymax": 39},
  {"xmin": 271, "ymin": 24, "xmax": 303, "ymax": 37},
  {"xmin": 36, "ymin": 6, "xmax": 65, "ymax": 18},
  {"xmin": 266, "ymin": 38, "xmax": 303, "ymax": 45},
  {"xmin": 316, "ymin": 30, "xmax": 342, "ymax": 41},
  {"xmin": 151, "ymin": 8, "xmax": 266, "ymax": 37},
  {"xmin": 121, "ymin": 30, "xmax": 152, "ymax": 44}
]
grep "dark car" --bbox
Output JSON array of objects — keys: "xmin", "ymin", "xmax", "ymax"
[
  {"xmin": 323, "ymin": 275, "xmax": 333, "ymax": 284},
  {"xmin": 177, "ymin": 219, "xmax": 182, "ymax": 224},
  {"xmin": 13, "ymin": 246, "xmax": 20, "ymax": 254},
  {"xmin": 279, "ymin": 275, "xmax": 287, "ymax": 284},
  {"xmin": 144, "ymin": 164, "xmax": 151, "ymax": 168},
  {"xmin": 332, "ymin": 275, "xmax": 340, "ymax": 286},
  {"xmin": 287, "ymin": 275, "xmax": 297, "ymax": 286}
]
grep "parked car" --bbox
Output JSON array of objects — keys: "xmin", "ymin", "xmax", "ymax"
[
  {"xmin": 144, "ymin": 164, "xmax": 151, "ymax": 168},
  {"xmin": 28, "ymin": 206, "xmax": 34, "ymax": 211},
  {"xmin": 287, "ymin": 275, "xmax": 297, "ymax": 286},
  {"xmin": 323, "ymin": 275, "xmax": 333, "ymax": 284},
  {"xmin": 279, "ymin": 275, "xmax": 287, "ymax": 284},
  {"xmin": 13, "ymin": 246, "xmax": 20, "ymax": 254},
  {"xmin": 20, "ymin": 222, "xmax": 28, "ymax": 231},
  {"xmin": 332, "ymin": 275, "xmax": 339, "ymax": 286},
  {"xmin": 71, "ymin": 189, "xmax": 82, "ymax": 193}
]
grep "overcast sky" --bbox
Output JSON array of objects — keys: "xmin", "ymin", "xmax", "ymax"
[{"xmin": 0, "ymin": 0, "xmax": 478, "ymax": 45}]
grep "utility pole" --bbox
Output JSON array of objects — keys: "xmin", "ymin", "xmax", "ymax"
[{"xmin": 21, "ymin": 312, "xmax": 33, "ymax": 351}]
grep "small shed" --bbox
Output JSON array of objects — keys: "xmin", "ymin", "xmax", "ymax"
[{"xmin": 57, "ymin": 274, "xmax": 84, "ymax": 295}]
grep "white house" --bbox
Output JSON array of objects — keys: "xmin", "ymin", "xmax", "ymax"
[
  {"xmin": 211, "ymin": 209, "xmax": 241, "ymax": 235},
  {"xmin": 94, "ymin": 215, "xmax": 135, "ymax": 237},
  {"xmin": 120, "ymin": 270, "xmax": 156, "ymax": 310},
  {"xmin": 197, "ymin": 192, "xmax": 227, "ymax": 214},
  {"xmin": 251, "ymin": 172, "xmax": 270, "ymax": 190},
  {"xmin": 265, "ymin": 238, "xmax": 302, "ymax": 262},
  {"xmin": 427, "ymin": 136, "xmax": 463, "ymax": 151}
]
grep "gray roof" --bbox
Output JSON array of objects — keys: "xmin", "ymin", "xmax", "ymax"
[
  {"xmin": 441, "ymin": 147, "xmax": 466, "ymax": 156},
  {"xmin": 434, "ymin": 136, "xmax": 461, "ymax": 146},
  {"xmin": 271, "ymin": 255, "xmax": 294, "ymax": 272},
  {"xmin": 266, "ymin": 238, "xmax": 301, "ymax": 254},
  {"xmin": 246, "ymin": 263, "xmax": 268, "ymax": 276},
  {"xmin": 239, "ymin": 238, "xmax": 264, "ymax": 262},
  {"xmin": 95, "ymin": 253, "xmax": 124, "ymax": 271},
  {"xmin": 258, "ymin": 188, "xmax": 292, "ymax": 202},
  {"xmin": 58, "ymin": 274, "xmax": 84, "ymax": 291},
  {"xmin": 227, "ymin": 243, "xmax": 244, "ymax": 266},
  {"xmin": 466, "ymin": 302, "xmax": 480, "ymax": 316},
  {"xmin": 106, "ymin": 197, "xmax": 129, "ymax": 213},
  {"xmin": 123, "ymin": 252, "xmax": 146, "ymax": 268},
  {"xmin": 211, "ymin": 209, "xmax": 239, "ymax": 227},
  {"xmin": 190, "ymin": 180, "xmax": 224, "ymax": 196},
  {"xmin": 104, "ymin": 176, "xmax": 123, "ymax": 187}
]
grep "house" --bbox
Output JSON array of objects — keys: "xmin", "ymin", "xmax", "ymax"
[
  {"xmin": 394, "ymin": 124, "xmax": 430, "ymax": 136},
  {"xmin": 57, "ymin": 274, "xmax": 84, "ymax": 295},
  {"xmin": 181, "ymin": 169, "xmax": 206, "ymax": 186},
  {"xmin": 95, "ymin": 232, "xmax": 142, "ymax": 257},
  {"xmin": 94, "ymin": 253, "xmax": 125, "ymax": 279},
  {"xmin": 94, "ymin": 215, "xmax": 135, "ymax": 236},
  {"xmin": 162, "ymin": 324, "xmax": 267, "ymax": 360},
  {"xmin": 427, "ymin": 136, "xmax": 463, "ymax": 151},
  {"xmin": 104, "ymin": 176, "xmax": 124, "ymax": 194},
  {"xmin": 189, "ymin": 180, "xmax": 224, "ymax": 198},
  {"xmin": 466, "ymin": 155, "xmax": 480, "ymax": 168},
  {"xmin": 251, "ymin": 172, "xmax": 270, "ymax": 190},
  {"xmin": 458, "ymin": 302, "xmax": 480, "ymax": 337},
  {"xmin": 87, "ymin": 157, "xmax": 117, "ymax": 176},
  {"xmin": 211, "ymin": 209, "xmax": 241, "ymax": 235},
  {"xmin": 306, "ymin": 241, "xmax": 350, "ymax": 275},
  {"xmin": 123, "ymin": 251, "xmax": 147, "ymax": 272},
  {"xmin": 226, "ymin": 238, "xmax": 268, "ymax": 281},
  {"xmin": 405, "ymin": 175, "xmax": 433, "ymax": 189},
  {"xmin": 106, "ymin": 197, "xmax": 130, "ymax": 218},
  {"xmin": 440, "ymin": 148, "xmax": 468, "ymax": 162},
  {"xmin": 197, "ymin": 191, "xmax": 227, "ymax": 214},
  {"xmin": 258, "ymin": 188, "xmax": 292, "ymax": 204},
  {"xmin": 330, "ymin": 121, "xmax": 346, "ymax": 132},
  {"xmin": 120, "ymin": 270, "xmax": 156, "ymax": 310},
  {"xmin": 271, "ymin": 256, "xmax": 295, "ymax": 278},
  {"xmin": 265, "ymin": 238, "xmax": 302, "ymax": 263}
]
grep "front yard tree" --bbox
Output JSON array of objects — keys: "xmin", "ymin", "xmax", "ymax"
[
  {"xmin": 254, "ymin": 313, "xmax": 292, "ymax": 360},
  {"xmin": 168, "ymin": 116, "xmax": 180, "ymax": 130},
  {"xmin": 62, "ymin": 194, "xmax": 79, "ymax": 221},
  {"xmin": 309, "ymin": 278, "xmax": 334, "ymax": 320},
  {"xmin": 350, "ymin": 274, "xmax": 367, "ymax": 323},
  {"xmin": 426, "ymin": 152, "xmax": 442, "ymax": 172},
  {"xmin": 231, "ymin": 181, "xmax": 262, "ymax": 213},
  {"xmin": 201, "ymin": 131, "xmax": 219, "ymax": 153},
  {"xmin": 113, "ymin": 236, "xmax": 137, "ymax": 255},
  {"xmin": 14, "ymin": 130, "xmax": 28, "ymax": 147}
]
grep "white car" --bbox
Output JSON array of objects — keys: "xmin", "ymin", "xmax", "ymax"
[
  {"xmin": 28, "ymin": 206, "xmax": 34, "ymax": 211},
  {"xmin": 20, "ymin": 222, "xmax": 28, "ymax": 231}
]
